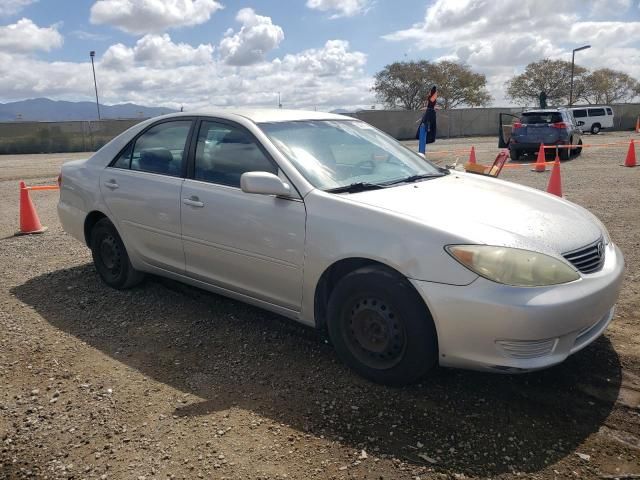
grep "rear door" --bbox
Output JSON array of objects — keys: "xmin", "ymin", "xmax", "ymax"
[
  {"xmin": 517, "ymin": 111, "xmax": 563, "ymax": 144},
  {"xmin": 100, "ymin": 119, "xmax": 194, "ymax": 273}
]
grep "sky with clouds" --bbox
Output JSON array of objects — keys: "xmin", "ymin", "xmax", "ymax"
[{"xmin": 0, "ymin": 0, "xmax": 639, "ymax": 110}]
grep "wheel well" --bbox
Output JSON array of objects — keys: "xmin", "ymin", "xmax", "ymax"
[
  {"xmin": 314, "ymin": 258, "xmax": 413, "ymax": 330},
  {"xmin": 83, "ymin": 211, "xmax": 107, "ymax": 246}
]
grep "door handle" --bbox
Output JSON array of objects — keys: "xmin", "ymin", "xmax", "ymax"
[
  {"xmin": 103, "ymin": 179, "xmax": 119, "ymax": 189},
  {"xmin": 182, "ymin": 197, "xmax": 204, "ymax": 208}
]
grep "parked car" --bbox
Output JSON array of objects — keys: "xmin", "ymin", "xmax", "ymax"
[
  {"xmin": 569, "ymin": 105, "xmax": 614, "ymax": 134},
  {"xmin": 58, "ymin": 110, "xmax": 624, "ymax": 385},
  {"xmin": 500, "ymin": 108, "xmax": 583, "ymax": 161}
]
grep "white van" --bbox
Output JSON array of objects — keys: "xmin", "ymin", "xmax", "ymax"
[{"xmin": 569, "ymin": 106, "xmax": 614, "ymax": 134}]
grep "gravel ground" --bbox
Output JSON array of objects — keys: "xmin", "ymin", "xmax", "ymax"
[{"xmin": 1, "ymin": 131, "xmax": 639, "ymax": 479}]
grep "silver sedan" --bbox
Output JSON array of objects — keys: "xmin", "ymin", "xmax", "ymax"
[{"xmin": 57, "ymin": 109, "xmax": 624, "ymax": 385}]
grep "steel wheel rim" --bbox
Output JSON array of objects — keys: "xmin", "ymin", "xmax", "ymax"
[
  {"xmin": 99, "ymin": 234, "xmax": 122, "ymax": 278},
  {"xmin": 345, "ymin": 296, "xmax": 406, "ymax": 370}
]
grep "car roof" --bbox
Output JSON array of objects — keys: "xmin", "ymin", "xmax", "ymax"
[
  {"xmin": 523, "ymin": 108, "xmax": 566, "ymax": 113},
  {"xmin": 568, "ymin": 105, "xmax": 611, "ymax": 109},
  {"xmin": 155, "ymin": 108, "xmax": 351, "ymax": 123}
]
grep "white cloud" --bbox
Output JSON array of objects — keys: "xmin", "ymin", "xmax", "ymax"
[
  {"xmin": 569, "ymin": 22, "xmax": 640, "ymax": 47},
  {"xmin": 70, "ymin": 30, "xmax": 110, "ymax": 41},
  {"xmin": 0, "ymin": 36, "xmax": 372, "ymax": 111},
  {"xmin": 103, "ymin": 34, "xmax": 213, "ymax": 70},
  {"xmin": 280, "ymin": 40, "xmax": 366, "ymax": 77},
  {"xmin": 383, "ymin": 0, "xmax": 640, "ymax": 105},
  {"xmin": 306, "ymin": 0, "xmax": 370, "ymax": 18},
  {"xmin": 0, "ymin": 18, "xmax": 62, "ymax": 53},
  {"xmin": 90, "ymin": 0, "xmax": 223, "ymax": 34},
  {"xmin": 219, "ymin": 8, "xmax": 284, "ymax": 66},
  {"xmin": 0, "ymin": 0, "xmax": 35, "ymax": 17}
]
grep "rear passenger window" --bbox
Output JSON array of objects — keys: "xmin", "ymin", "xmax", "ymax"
[
  {"xmin": 606, "ymin": 108, "xmax": 613, "ymax": 115},
  {"xmin": 194, "ymin": 121, "xmax": 277, "ymax": 187},
  {"xmin": 572, "ymin": 109, "xmax": 587, "ymax": 118},
  {"xmin": 588, "ymin": 108, "xmax": 605, "ymax": 117},
  {"xmin": 123, "ymin": 121, "xmax": 191, "ymax": 176}
]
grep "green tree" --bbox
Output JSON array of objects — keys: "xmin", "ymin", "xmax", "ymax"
[
  {"xmin": 505, "ymin": 59, "xmax": 587, "ymax": 106},
  {"xmin": 373, "ymin": 60, "xmax": 432, "ymax": 110},
  {"xmin": 372, "ymin": 60, "xmax": 492, "ymax": 110},
  {"xmin": 579, "ymin": 68, "xmax": 639, "ymax": 104},
  {"xmin": 427, "ymin": 60, "xmax": 492, "ymax": 110}
]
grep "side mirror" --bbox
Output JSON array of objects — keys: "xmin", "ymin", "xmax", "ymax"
[
  {"xmin": 577, "ymin": 121, "xmax": 585, "ymax": 126},
  {"xmin": 240, "ymin": 171, "xmax": 291, "ymax": 197}
]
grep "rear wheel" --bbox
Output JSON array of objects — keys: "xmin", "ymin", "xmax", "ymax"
[
  {"xmin": 573, "ymin": 138, "xmax": 583, "ymax": 157},
  {"xmin": 90, "ymin": 218, "xmax": 144, "ymax": 289},
  {"xmin": 327, "ymin": 266, "xmax": 438, "ymax": 386},
  {"xmin": 509, "ymin": 148, "xmax": 520, "ymax": 161},
  {"xmin": 560, "ymin": 142, "xmax": 571, "ymax": 160},
  {"xmin": 591, "ymin": 123, "xmax": 601, "ymax": 134}
]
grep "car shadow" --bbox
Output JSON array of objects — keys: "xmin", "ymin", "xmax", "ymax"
[{"xmin": 12, "ymin": 264, "xmax": 622, "ymax": 476}]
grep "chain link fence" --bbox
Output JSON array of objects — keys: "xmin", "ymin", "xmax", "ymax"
[{"xmin": 0, "ymin": 119, "xmax": 143, "ymax": 154}]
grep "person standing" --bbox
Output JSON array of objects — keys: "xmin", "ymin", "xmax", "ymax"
[{"xmin": 416, "ymin": 86, "xmax": 438, "ymax": 143}]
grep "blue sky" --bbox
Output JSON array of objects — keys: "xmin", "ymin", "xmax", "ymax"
[
  {"xmin": 18, "ymin": 0, "xmax": 432, "ymax": 71},
  {"xmin": 1, "ymin": 0, "xmax": 639, "ymax": 110}
]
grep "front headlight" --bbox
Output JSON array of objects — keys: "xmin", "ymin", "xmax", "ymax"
[{"xmin": 446, "ymin": 245, "xmax": 580, "ymax": 287}]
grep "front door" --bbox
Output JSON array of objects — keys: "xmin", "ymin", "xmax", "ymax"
[
  {"xmin": 180, "ymin": 120, "xmax": 306, "ymax": 311},
  {"xmin": 100, "ymin": 119, "xmax": 193, "ymax": 273}
]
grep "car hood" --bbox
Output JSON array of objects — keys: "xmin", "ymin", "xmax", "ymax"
[{"xmin": 345, "ymin": 172, "xmax": 603, "ymax": 257}]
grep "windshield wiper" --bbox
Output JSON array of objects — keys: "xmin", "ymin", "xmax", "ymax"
[
  {"xmin": 325, "ymin": 182, "xmax": 388, "ymax": 194},
  {"xmin": 382, "ymin": 172, "xmax": 447, "ymax": 186}
]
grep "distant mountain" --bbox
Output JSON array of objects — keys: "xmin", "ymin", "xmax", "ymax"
[{"xmin": 0, "ymin": 98, "xmax": 177, "ymax": 122}]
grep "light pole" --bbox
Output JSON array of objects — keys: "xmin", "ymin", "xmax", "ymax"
[
  {"xmin": 569, "ymin": 44, "xmax": 590, "ymax": 106},
  {"xmin": 277, "ymin": 91, "xmax": 282, "ymax": 109},
  {"xmin": 89, "ymin": 51, "xmax": 101, "ymax": 120}
]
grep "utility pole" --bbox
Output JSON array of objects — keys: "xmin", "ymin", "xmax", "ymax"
[
  {"xmin": 569, "ymin": 44, "xmax": 590, "ymax": 106},
  {"xmin": 89, "ymin": 51, "xmax": 101, "ymax": 120},
  {"xmin": 278, "ymin": 92, "xmax": 282, "ymax": 109}
]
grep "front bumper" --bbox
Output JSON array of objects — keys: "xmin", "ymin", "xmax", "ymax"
[{"xmin": 411, "ymin": 243, "xmax": 624, "ymax": 372}]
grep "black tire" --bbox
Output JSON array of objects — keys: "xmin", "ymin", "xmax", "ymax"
[
  {"xmin": 509, "ymin": 148, "xmax": 520, "ymax": 161},
  {"xmin": 327, "ymin": 266, "xmax": 438, "ymax": 386},
  {"xmin": 591, "ymin": 123, "xmax": 601, "ymax": 134},
  {"xmin": 90, "ymin": 218, "xmax": 144, "ymax": 289},
  {"xmin": 559, "ymin": 143, "xmax": 570, "ymax": 160},
  {"xmin": 574, "ymin": 138, "xmax": 583, "ymax": 157}
]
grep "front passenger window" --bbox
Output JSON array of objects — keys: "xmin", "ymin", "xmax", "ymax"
[{"xmin": 194, "ymin": 121, "xmax": 277, "ymax": 187}]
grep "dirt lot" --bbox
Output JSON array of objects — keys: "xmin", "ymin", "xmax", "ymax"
[{"xmin": 1, "ymin": 132, "xmax": 639, "ymax": 479}]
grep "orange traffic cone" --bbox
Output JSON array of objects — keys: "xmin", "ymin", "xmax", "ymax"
[
  {"xmin": 468, "ymin": 146, "xmax": 477, "ymax": 164},
  {"xmin": 17, "ymin": 181, "xmax": 47, "ymax": 235},
  {"xmin": 532, "ymin": 143, "xmax": 546, "ymax": 172},
  {"xmin": 547, "ymin": 155, "xmax": 563, "ymax": 197},
  {"xmin": 622, "ymin": 139, "xmax": 636, "ymax": 167}
]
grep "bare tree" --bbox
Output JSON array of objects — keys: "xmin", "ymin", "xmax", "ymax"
[
  {"xmin": 373, "ymin": 60, "xmax": 492, "ymax": 110},
  {"xmin": 505, "ymin": 59, "xmax": 587, "ymax": 106}
]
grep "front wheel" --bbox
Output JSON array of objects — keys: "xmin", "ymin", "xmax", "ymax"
[
  {"xmin": 591, "ymin": 123, "xmax": 601, "ymax": 134},
  {"xmin": 90, "ymin": 218, "xmax": 144, "ymax": 289},
  {"xmin": 327, "ymin": 266, "xmax": 438, "ymax": 386}
]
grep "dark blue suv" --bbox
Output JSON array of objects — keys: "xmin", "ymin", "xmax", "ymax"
[{"xmin": 500, "ymin": 108, "xmax": 584, "ymax": 161}]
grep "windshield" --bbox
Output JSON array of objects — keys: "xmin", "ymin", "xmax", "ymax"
[{"xmin": 259, "ymin": 120, "xmax": 443, "ymax": 190}]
